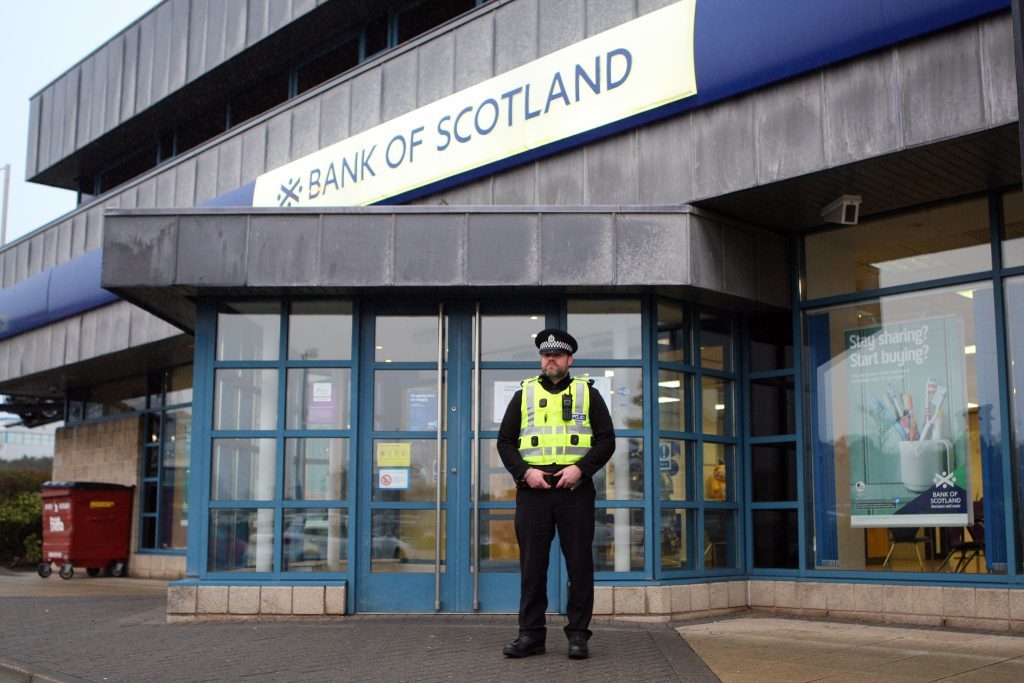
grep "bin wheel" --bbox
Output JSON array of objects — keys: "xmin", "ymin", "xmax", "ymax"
[
  {"xmin": 37, "ymin": 563, "xmax": 52, "ymax": 578},
  {"xmin": 58, "ymin": 564, "xmax": 74, "ymax": 580},
  {"xmin": 108, "ymin": 561, "xmax": 126, "ymax": 578},
  {"xmin": 86, "ymin": 567, "xmax": 101, "ymax": 577}
]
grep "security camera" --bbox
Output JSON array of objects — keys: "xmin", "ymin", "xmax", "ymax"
[{"xmin": 820, "ymin": 195, "xmax": 862, "ymax": 225}]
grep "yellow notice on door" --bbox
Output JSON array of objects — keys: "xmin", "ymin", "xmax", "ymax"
[{"xmin": 377, "ymin": 442, "xmax": 412, "ymax": 468}]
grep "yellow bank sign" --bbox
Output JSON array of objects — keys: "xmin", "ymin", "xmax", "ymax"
[{"xmin": 253, "ymin": 0, "xmax": 697, "ymax": 208}]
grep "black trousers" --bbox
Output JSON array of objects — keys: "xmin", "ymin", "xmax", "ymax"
[{"xmin": 514, "ymin": 479, "xmax": 596, "ymax": 641}]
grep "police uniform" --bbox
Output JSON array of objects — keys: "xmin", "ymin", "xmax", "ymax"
[{"xmin": 497, "ymin": 329, "xmax": 615, "ymax": 659}]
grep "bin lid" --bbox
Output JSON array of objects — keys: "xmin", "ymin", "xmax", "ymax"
[{"xmin": 41, "ymin": 481, "xmax": 134, "ymax": 490}]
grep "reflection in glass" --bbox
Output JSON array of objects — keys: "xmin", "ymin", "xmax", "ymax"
[
  {"xmin": 216, "ymin": 302, "xmax": 280, "ymax": 361},
  {"xmin": 283, "ymin": 508, "xmax": 348, "ymax": 572},
  {"xmin": 214, "ymin": 369, "xmax": 278, "ymax": 430},
  {"xmin": 371, "ymin": 440, "xmax": 445, "ymax": 502},
  {"xmin": 1002, "ymin": 190, "xmax": 1024, "ymax": 268},
  {"xmin": 576, "ymin": 366, "xmax": 643, "ymax": 430},
  {"xmin": 288, "ymin": 301, "xmax": 352, "ymax": 360},
  {"xmin": 1003, "ymin": 275, "xmax": 1024, "ymax": 572},
  {"xmin": 482, "ymin": 314, "xmax": 546, "ymax": 361},
  {"xmin": 593, "ymin": 437, "xmax": 644, "ymax": 500},
  {"xmin": 481, "ymin": 439, "xmax": 517, "ymax": 502},
  {"xmin": 805, "ymin": 282, "xmax": 1003, "ymax": 573},
  {"xmin": 660, "ymin": 509, "xmax": 691, "ymax": 570},
  {"xmin": 568, "ymin": 299, "xmax": 642, "ymax": 358},
  {"xmin": 702, "ymin": 443, "xmax": 733, "ymax": 502},
  {"xmin": 376, "ymin": 315, "xmax": 445, "ymax": 362},
  {"xmin": 374, "ymin": 370, "xmax": 442, "ymax": 431},
  {"xmin": 285, "ymin": 438, "xmax": 348, "ymax": 500},
  {"xmin": 211, "ymin": 439, "xmax": 276, "ymax": 500},
  {"xmin": 479, "ymin": 510, "xmax": 518, "ymax": 571},
  {"xmin": 704, "ymin": 509, "xmax": 737, "ymax": 569},
  {"xmin": 371, "ymin": 509, "xmax": 444, "ymax": 573},
  {"xmin": 594, "ymin": 508, "xmax": 644, "ymax": 572},
  {"xmin": 658, "ymin": 370, "xmax": 689, "ymax": 432},
  {"xmin": 750, "ymin": 377, "xmax": 796, "ymax": 436},
  {"xmin": 287, "ymin": 368, "xmax": 351, "ymax": 430},
  {"xmin": 159, "ymin": 407, "xmax": 191, "ymax": 550},
  {"xmin": 166, "ymin": 364, "xmax": 194, "ymax": 406},
  {"xmin": 804, "ymin": 197, "xmax": 990, "ymax": 299},
  {"xmin": 658, "ymin": 439, "xmax": 690, "ymax": 501},
  {"xmin": 208, "ymin": 508, "xmax": 274, "ymax": 572},
  {"xmin": 701, "ymin": 377, "xmax": 732, "ymax": 436},
  {"xmin": 657, "ymin": 301, "xmax": 689, "ymax": 363},
  {"xmin": 700, "ymin": 312, "xmax": 732, "ymax": 371}
]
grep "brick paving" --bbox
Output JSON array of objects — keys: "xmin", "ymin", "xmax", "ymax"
[{"xmin": 0, "ymin": 592, "xmax": 718, "ymax": 682}]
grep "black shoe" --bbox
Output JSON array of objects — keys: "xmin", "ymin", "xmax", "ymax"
[
  {"xmin": 503, "ymin": 634, "xmax": 546, "ymax": 658},
  {"xmin": 568, "ymin": 635, "xmax": 589, "ymax": 659}
]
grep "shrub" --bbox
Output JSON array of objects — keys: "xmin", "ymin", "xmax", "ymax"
[{"xmin": 0, "ymin": 471, "xmax": 48, "ymax": 567}]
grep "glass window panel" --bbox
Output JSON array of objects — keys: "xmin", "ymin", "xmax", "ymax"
[
  {"xmin": 375, "ymin": 315, "xmax": 445, "ymax": 362},
  {"xmin": 659, "ymin": 508, "xmax": 693, "ymax": 571},
  {"xmin": 283, "ymin": 509, "xmax": 348, "ymax": 573},
  {"xmin": 702, "ymin": 443, "xmax": 733, "ymax": 502},
  {"xmin": 373, "ymin": 370, "xmax": 442, "ymax": 432},
  {"xmin": 286, "ymin": 368, "xmax": 351, "ymax": 430},
  {"xmin": 701, "ymin": 377, "xmax": 733, "ymax": 436},
  {"xmin": 479, "ymin": 509, "xmax": 519, "ymax": 571},
  {"xmin": 751, "ymin": 444, "xmax": 798, "ymax": 502},
  {"xmin": 567, "ymin": 299, "xmax": 642, "ymax": 359},
  {"xmin": 296, "ymin": 38, "xmax": 360, "ymax": 94},
  {"xmin": 214, "ymin": 369, "xmax": 278, "ymax": 431},
  {"xmin": 211, "ymin": 438, "xmax": 276, "ymax": 501},
  {"xmin": 480, "ymin": 439, "xmax": 517, "ymax": 502},
  {"xmin": 1003, "ymin": 189, "xmax": 1024, "ymax": 268},
  {"xmin": 750, "ymin": 377, "xmax": 796, "ymax": 437},
  {"xmin": 370, "ymin": 509, "xmax": 444, "ymax": 573},
  {"xmin": 575, "ymin": 366, "xmax": 643, "ymax": 430},
  {"xmin": 143, "ymin": 482, "xmax": 158, "ymax": 513},
  {"xmin": 147, "ymin": 414, "xmax": 161, "ymax": 445},
  {"xmin": 143, "ymin": 446, "xmax": 159, "ymax": 478},
  {"xmin": 481, "ymin": 369, "xmax": 535, "ymax": 432},
  {"xmin": 1003, "ymin": 275, "xmax": 1024, "ymax": 572},
  {"xmin": 396, "ymin": 0, "xmax": 476, "ymax": 43},
  {"xmin": 285, "ymin": 438, "xmax": 348, "ymax": 500},
  {"xmin": 658, "ymin": 438, "xmax": 690, "ymax": 502},
  {"xmin": 371, "ymin": 439, "xmax": 445, "ymax": 503},
  {"xmin": 208, "ymin": 509, "xmax": 275, "ymax": 572},
  {"xmin": 804, "ymin": 197, "xmax": 990, "ymax": 299},
  {"xmin": 142, "ymin": 516, "xmax": 157, "ymax": 549},
  {"xmin": 704, "ymin": 509, "xmax": 738, "ymax": 569},
  {"xmin": 657, "ymin": 301, "xmax": 689, "ymax": 364},
  {"xmin": 288, "ymin": 301, "xmax": 353, "ymax": 360},
  {"xmin": 165, "ymin": 364, "xmax": 193, "ymax": 406},
  {"xmin": 483, "ymin": 313, "xmax": 547, "ymax": 361},
  {"xmin": 753, "ymin": 509, "xmax": 798, "ymax": 569},
  {"xmin": 658, "ymin": 369, "xmax": 690, "ymax": 432},
  {"xmin": 594, "ymin": 508, "xmax": 644, "ymax": 572},
  {"xmin": 216, "ymin": 302, "xmax": 280, "ymax": 361},
  {"xmin": 593, "ymin": 437, "xmax": 644, "ymax": 500},
  {"xmin": 158, "ymin": 407, "xmax": 191, "ymax": 550},
  {"xmin": 805, "ymin": 282, "xmax": 1004, "ymax": 573},
  {"xmin": 700, "ymin": 312, "xmax": 733, "ymax": 371},
  {"xmin": 749, "ymin": 310, "xmax": 794, "ymax": 372}
]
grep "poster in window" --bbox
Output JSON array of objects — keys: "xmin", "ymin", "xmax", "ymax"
[{"xmin": 843, "ymin": 316, "xmax": 972, "ymax": 527}]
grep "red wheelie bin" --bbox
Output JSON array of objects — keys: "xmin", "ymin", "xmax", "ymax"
[{"xmin": 38, "ymin": 482, "xmax": 134, "ymax": 580}]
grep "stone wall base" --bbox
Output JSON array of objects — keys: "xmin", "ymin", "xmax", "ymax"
[{"xmin": 166, "ymin": 580, "xmax": 1024, "ymax": 632}]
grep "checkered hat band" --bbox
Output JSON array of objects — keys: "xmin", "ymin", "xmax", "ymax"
[{"xmin": 539, "ymin": 340, "xmax": 573, "ymax": 353}]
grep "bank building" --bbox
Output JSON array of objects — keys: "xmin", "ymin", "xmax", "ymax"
[{"xmin": 3, "ymin": 0, "xmax": 1024, "ymax": 626}]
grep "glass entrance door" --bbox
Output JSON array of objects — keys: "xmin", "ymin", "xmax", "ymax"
[{"xmin": 355, "ymin": 302, "xmax": 559, "ymax": 612}]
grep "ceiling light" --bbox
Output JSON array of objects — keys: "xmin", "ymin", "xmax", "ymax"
[
  {"xmin": 658, "ymin": 397, "xmax": 681, "ymax": 404},
  {"xmin": 658, "ymin": 380, "xmax": 681, "ymax": 388},
  {"xmin": 964, "ymin": 345, "xmax": 976, "ymax": 355}
]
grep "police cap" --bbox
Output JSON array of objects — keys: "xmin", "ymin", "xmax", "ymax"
[{"xmin": 535, "ymin": 328, "xmax": 578, "ymax": 355}]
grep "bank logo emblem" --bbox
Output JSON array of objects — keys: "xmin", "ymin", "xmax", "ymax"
[
  {"xmin": 277, "ymin": 177, "xmax": 303, "ymax": 207},
  {"xmin": 933, "ymin": 471, "xmax": 956, "ymax": 489}
]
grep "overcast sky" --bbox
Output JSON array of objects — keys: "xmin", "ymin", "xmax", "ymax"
[{"xmin": 0, "ymin": 0, "xmax": 159, "ymax": 247}]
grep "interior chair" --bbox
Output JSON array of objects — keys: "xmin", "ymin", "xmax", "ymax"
[
  {"xmin": 938, "ymin": 520, "xmax": 985, "ymax": 573},
  {"xmin": 882, "ymin": 527, "xmax": 932, "ymax": 570}
]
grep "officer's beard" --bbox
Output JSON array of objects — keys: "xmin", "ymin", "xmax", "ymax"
[{"xmin": 542, "ymin": 366, "xmax": 568, "ymax": 383}]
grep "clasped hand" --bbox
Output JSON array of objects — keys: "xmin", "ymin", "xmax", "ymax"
[{"xmin": 524, "ymin": 465, "xmax": 582, "ymax": 489}]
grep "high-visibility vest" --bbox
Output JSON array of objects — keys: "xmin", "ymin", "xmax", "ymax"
[{"xmin": 518, "ymin": 377, "xmax": 593, "ymax": 465}]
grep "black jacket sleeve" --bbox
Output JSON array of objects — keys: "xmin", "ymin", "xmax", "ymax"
[{"xmin": 495, "ymin": 383, "xmax": 616, "ymax": 482}]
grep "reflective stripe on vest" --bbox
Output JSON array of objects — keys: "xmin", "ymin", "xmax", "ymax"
[{"xmin": 518, "ymin": 377, "xmax": 594, "ymax": 465}]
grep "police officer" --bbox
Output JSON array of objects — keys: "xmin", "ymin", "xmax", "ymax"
[{"xmin": 497, "ymin": 328, "xmax": 615, "ymax": 660}]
